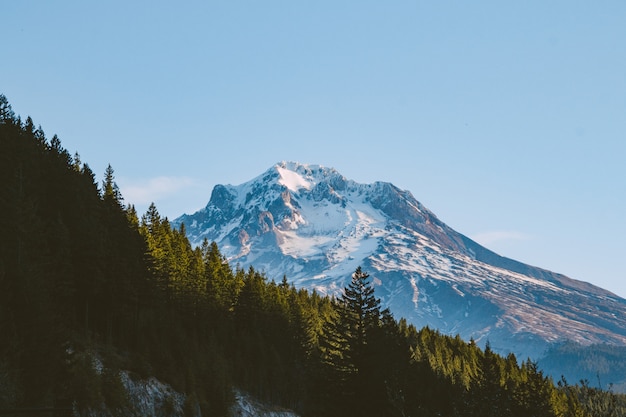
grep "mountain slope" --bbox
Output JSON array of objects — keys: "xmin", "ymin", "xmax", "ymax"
[{"xmin": 174, "ymin": 161, "xmax": 626, "ymax": 359}]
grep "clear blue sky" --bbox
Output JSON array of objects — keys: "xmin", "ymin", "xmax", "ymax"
[{"xmin": 4, "ymin": 1, "xmax": 626, "ymax": 297}]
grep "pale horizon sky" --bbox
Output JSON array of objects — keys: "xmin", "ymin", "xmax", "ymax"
[{"xmin": 4, "ymin": 1, "xmax": 626, "ymax": 298}]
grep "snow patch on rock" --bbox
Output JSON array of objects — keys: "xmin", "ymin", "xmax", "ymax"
[{"xmin": 230, "ymin": 390, "xmax": 299, "ymax": 417}]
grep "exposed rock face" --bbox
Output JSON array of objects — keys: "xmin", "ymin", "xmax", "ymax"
[
  {"xmin": 230, "ymin": 390, "xmax": 299, "ymax": 417},
  {"xmin": 73, "ymin": 354, "xmax": 187, "ymax": 417},
  {"xmin": 117, "ymin": 373, "xmax": 185, "ymax": 417},
  {"xmin": 174, "ymin": 161, "xmax": 626, "ymax": 359}
]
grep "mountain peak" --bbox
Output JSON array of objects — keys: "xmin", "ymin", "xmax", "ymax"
[
  {"xmin": 275, "ymin": 162, "xmax": 313, "ymax": 192},
  {"xmin": 269, "ymin": 161, "xmax": 346, "ymax": 193},
  {"xmin": 174, "ymin": 163, "xmax": 626, "ymax": 359}
]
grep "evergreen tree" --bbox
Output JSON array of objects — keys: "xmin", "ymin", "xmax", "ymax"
[
  {"xmin": 102, "ymin": 164, "xmax": 123, "ymax": 207},
  {"xmin": 0, "ymin": 94, "xmax": 15, "ymax": 122},
  {"xmin": 202, "ymin": 239, "xmax": 241, "ymax": 313},
  {"xmin": 341, "ymin": 267, "xmax": 381, "ymax": 361},
  {"xmin": 319, "ymin": 266, "xmax": 387, "ymax": 416}
]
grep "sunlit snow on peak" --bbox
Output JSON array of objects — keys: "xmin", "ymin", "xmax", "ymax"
[
  {"xmin": 277, "ymin": 191, "xmax": 387, "ymax": 263},
  {"xmin": 276, "ymin": 165, "xmax": 312, "ymax": 192}
]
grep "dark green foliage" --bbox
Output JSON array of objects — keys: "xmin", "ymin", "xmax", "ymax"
[
  {"xmin": 540, "ymin": 341, "xmax": 626, "ymax": 392},
  {"xmin": 559, "ymin": 379, "xmax": 626, "ymax": 417},
  {"xmin": 2, "ymin": 94, "xmax": 625, "ymax": 416},
  {"xmin": 67, "ymin": 351, "xmax": 105, "ymax": 413},
  {"xmin": 0, "ymin": 96, "xmax": 228, "ymax": 411},
  {"xmin": 317, "ymin": 267, "xmax": 390, "ymax": 416}
]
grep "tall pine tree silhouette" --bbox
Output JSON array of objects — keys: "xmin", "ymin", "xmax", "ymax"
[
  {"xmin": 320, "ymin": 266, "xmax": 388, "ymax": 416},
  {"xmin": 340, "ymin": 266, "xmax": 381, "ymax": 375}
]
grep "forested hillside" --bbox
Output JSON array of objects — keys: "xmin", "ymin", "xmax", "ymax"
[
  {"xmin": 539, "ymin": 342, "xmax": 626, "ymax": 393},
  {"xmin": 1, "ymin": 94, "xmax": 625, "ymax": 416}
]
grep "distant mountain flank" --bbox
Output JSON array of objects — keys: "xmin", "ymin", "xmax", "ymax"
[{"xmin": 174, "ymin": 161, "xmax": 626, "ymax": 359}]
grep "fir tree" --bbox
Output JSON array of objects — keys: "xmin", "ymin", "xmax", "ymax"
[
  {"xmin": 319, "ymin": 266, "xmax": 387, "ymax": 416},
  {"xmin": 102, "ymin": 164, "xmax": 123, "ymax": 207},
  {"xmin": 0, "ymin": 94, "xmax": 15, "ymax": 122}
]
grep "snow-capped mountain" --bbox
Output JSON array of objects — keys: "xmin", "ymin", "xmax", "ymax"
[{"xmin": 174, "ymin": 161, "xmax": 626, "ymax": 359}]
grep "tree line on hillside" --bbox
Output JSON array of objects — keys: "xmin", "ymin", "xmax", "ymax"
[
  {"xmin": 539, "ymin": 341, "xmax": 626, "ymax": 394},
  {"xmin": 1, "ymin": 94, "xmax": 625, "ymax": 416}
]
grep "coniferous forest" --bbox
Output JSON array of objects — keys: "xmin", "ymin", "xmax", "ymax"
[{"xmin": 1, "ymin": 94, "xmax": 625, "ymax": 416}]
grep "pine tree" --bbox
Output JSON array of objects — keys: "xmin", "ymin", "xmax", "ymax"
[
  {"xmin": 202, "ymin": 239, "xmax": 241, "ymax": 312},
  {"xmin": 0, "ymin": 94, "xmax": 15, "ymax": 122},
  {"xmin": 338, "ymin": 267, "xmax": 381, "ymax": 387},
  {"xmin": 318, "ymin": 266, "xmax": 387, "ymax": 416},
  {"xmin": 102, "ymin": 164, "xmax": 123, "ymax": 207}
]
